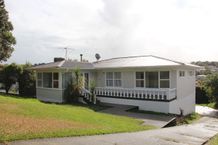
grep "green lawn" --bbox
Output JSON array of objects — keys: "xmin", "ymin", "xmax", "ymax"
[
  {"xmin": 207, "ymin": 134, "xmax": 218, "ymax": 145},
  {"xmin": 199, "ymin": 102, "xmax": 217, "ymax": 109},
  {"xmin": 0, "ymin": 94, "xmax": 155, "ymax": 142}
]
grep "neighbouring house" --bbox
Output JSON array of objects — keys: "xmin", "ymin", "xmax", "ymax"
[{"xmin": 31, "ymin": 55, "xmax": 199, "ymax": 115}]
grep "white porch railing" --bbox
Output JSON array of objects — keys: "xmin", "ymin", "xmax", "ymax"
[{"xmin": 94, "ymin": 87, "xmax": 177, "ymax": 101}]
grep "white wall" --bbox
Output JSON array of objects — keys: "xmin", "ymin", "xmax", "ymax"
[
  {"xmin": 169, "ymin": 93, "xmax": 195, "ymax": 115},
  {"xmin": 169, "ymin": 68, "xmax": 196, "ymax": 115},
  {"xmin": 95, "ymin": 67, "xmax": 177, "ymax": 89},
  {"xmin": 36, "ymin": 88, "xmax": 64, "ymax": 103},
  {"xmin": 97, "ymin": 97, "xmax": 170, "ymax": 113}
]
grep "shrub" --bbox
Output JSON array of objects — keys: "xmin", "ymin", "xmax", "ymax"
[
  {"xmin": 196, "ymin": 81, "xmax": 209, "ymax": 104},
  {"xmin": 203, "ymin": 73, "xmax": 218, "ymax": 108},
  {"xmin": 1, "ymin": 63, "xmax": 22, "ymax": 94},
  {"xmin": 18, "ymin": 63, "xmax": 36, "ymax": 97},
  {"xmin": 64, "ymin": 68, "xmax": 83, "ymax": 103}
]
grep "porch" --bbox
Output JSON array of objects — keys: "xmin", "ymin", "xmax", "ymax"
[{"xmin": 94, "ymin": 87, "xmax": 177, "ymax": 102}]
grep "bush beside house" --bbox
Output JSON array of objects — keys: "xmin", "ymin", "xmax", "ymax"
[
  {"xmin": 0, "ymin": 63, "xmax": 36, "ymax": 97},
  {"xmin": 196, "ymin": 73, "xmax": 218, "ymax": 108}
]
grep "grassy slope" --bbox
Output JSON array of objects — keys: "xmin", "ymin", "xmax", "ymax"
[
  {"xmin": 0, "ymin": 95, "xmax": 155, "ymax": 142},
  {"xmin": 207, "ymin": 134, "xmax": 218, "ymax": 145}
]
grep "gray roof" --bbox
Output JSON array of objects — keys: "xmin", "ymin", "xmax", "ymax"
[
  {"xmin": 93, "ymin": 55, "xmax": 199, "ymax": 69},
  {"xmin": 31, "ymin": 60, "xmax": 94, "ymax": 70},
  {"xmin": 31, "ymin": 55, "xmax": 199, "ymax": 70}
]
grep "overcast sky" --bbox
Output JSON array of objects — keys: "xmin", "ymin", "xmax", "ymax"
[{"xmin": 4, "ymin": 0, "xmax": 218, "ymax": 64}]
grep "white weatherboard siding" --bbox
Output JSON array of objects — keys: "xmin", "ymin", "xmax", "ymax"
[
  {"xmin": 172, "ymin": 69, "xmax": 196, "ymax": 115},
  {"xmin": 169, "ymin": 93, "xmax": 195, "ymax": 115},
  {"xmin": 36, "ymin": 88, "xmax": 64, "ymax": 103},
  {"xmin": 97, "ymin": 97, "xmax": 170, "ymax": 113}
]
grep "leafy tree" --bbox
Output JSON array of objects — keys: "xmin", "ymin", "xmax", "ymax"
[
  {"xmin": 2, "ymin": 63, "xmax": 22, "ymax": 94},
  {"xmin": 0, "ymin": 0, "xmax": 16, "ymax": 62},
  {"xmin": 203, "ymin": 73, "xmax": 218, "ymax": 108},
  {"xmin": 18, "ymin": 63, "xmax": 36, "ymax": 97}
]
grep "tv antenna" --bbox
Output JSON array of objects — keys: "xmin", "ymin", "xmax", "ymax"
[{"xmin": 57, "ymin": 47, "xmax": 75, "ymax": 60}]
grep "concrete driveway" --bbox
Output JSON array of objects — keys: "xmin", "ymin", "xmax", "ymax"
[
  {"xmin": 8, "ymin": 117, "xmax": 218, "ymax": 145},
  {"xmin": 100, "ymin": 103, "xmax": 175, "ymax": 128}
]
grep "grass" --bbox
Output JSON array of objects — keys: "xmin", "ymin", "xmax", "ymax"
[
  {"xmin": 127, "ymin": 107, "xmax": 171, "ymax": 116},
  {"xmin": 0, "ymin": 94, "xmax": 155, "ymax": 142},
  {"xmin": 199, "ymin": 102, "xmax": 217, "ymax": 109},
  {"xmin": 176, "ymin": 113, "xmax": 201, "ymax": 125},
  {"xmin": 207, "ymin": 134, "xmax": 218, "ymax": 145}
]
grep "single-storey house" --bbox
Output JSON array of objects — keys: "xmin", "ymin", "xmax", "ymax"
[{"xmin": 32, "ymin": 55, "xmax": 199, "ymax": 115}]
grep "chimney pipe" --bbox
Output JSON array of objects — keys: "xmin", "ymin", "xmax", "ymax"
[{"xmin": 80, "ymin": 54, "xmax": 83, "ymax": 62}]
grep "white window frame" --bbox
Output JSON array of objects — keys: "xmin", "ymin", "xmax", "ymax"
[
  {"xmin": 105, "ymin": 72, "xmax": 122, "ymax": 88},
  {"xmin": 37, "ymin": 72, "xmax": 43, "ymax": 88},
  {"xmin": 135, "ymin": 72, "xmax": 145, "ymax": 88},
  {"xmin": 179, "ymin": 71, "xmax": 185, "ymax": 77},
  {"xmin": 188, "ymin": 70, "xmax": 194, "ymax": 76},
  {"xmin": 159, "ymin": 71, "xmax": 170, "ymax": 88},
  {"xmin": 52, "ymin": 72, "xmax": 59, "ymax": 88},
  {"xmin": 134, "ymin": 71, "xmax": 171, "ymax": 89},
  {"xmin": 37, "ymin": 72, "xmax": 60, "ymax": 89}
]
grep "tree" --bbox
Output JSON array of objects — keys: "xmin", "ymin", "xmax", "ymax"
[
  {"xmin": 65, "ymin": 68, "xmax": 83, "ymax": 103},
  {"xmin": 203, "ymin": 73, "xmax": 218, "ymax": 108},
  {"xmin": 1, "ymin": 63, "xmax": 22, "ymax": 94},
  {"xmin": 18, "ymin": 63, "xmax": 36, "ymax": 97},
  {"xmin": 0, "ymin": 0, "xmax": 16, "ymax": 62}
]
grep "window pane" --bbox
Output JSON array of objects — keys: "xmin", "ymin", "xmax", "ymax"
[
  {"xmin": 160, "ymin": 80, "xmax": 170, "ymax": 88},
  {"xmin": 160, "ymin": 71, "xmax": 169, "ymax": 79},
  {"xmin": 53, "ymin": 81, "xmax": 59, "ymax": 88},
  {"xmin": 37, "ymin": 80, "xmax": 42, "ymax": 87},
  {"xmin": 189, "ymin": 71, "xmax": 194, "ymax": 76},
  {"xmin": 146, "ymin": 72, "xmax": 158, "ymax": 88},
  {"xmin": 114, "ymin": 80, "xmax": 121, "ymax": 87},
  {"xmin": 53, "ymin": 73, "xmax": 59, "ymax": 80},
  {"xmin": 37, "ymin": 73, "xmax": 42, "ymax": 79},
  {"xmin": 179, "ymin": 71, "xmax": 185, "ymax": 77},
  {"xmin": 136, "ymin": 72, "xmax": 144, "ymax": 79},
  {"xmin": 106, "ymin": 72, "xmax": 113, "ymax": 79},
  {"xmin": 114, "ymin": 72, "xmax": 121, "ymax": 79},
  {"xmin": 136, "ymin": 80, "xmax": 144, "ymax": 87},
  {"xmin": 43, "ymin": 73, "xmax": 52, "ymax": 88},
  {"xmin": 106, "ymin": 80, "xmax": 113, "ymax": 87}
]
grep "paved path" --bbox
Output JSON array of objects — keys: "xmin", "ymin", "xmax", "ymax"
[
  {"xmin": 8, "ymin": 117, "xmax": 218, "ymax": 145},
  {"xmin": 196, "ymin": 105, "xmax": 218, "ymax": 118},
  {"xmin": 100, "ymin": 103, "xmax": 174, "ymax": 128}
]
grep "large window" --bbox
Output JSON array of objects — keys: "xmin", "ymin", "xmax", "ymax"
[
  {"xmin": 135, "ymin": 71, "xmax": 170, "ymax": 88},
  {"xmin": 43, "ymin": 73, "xmax": 52, "ymax": 88},
  {"xmin": 160, "ymin": 71, "xmax": 170, "ymax": 88},
  {"xmin": 136, "ymin": 72, "xmax": 144, "ymax": 87},
  {"xmin": 106, "ymin": 72, "xmax": 121, "ymax": 87},
  {"xmin": 146, "ymin": 72, "xmax": 158, "ymax": 88},
  {"xmin": 37, "ymin": 72, "xmax": 59, "ymax": 88}
]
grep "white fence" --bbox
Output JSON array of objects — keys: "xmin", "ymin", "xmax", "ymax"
[{"xmin": 94, "ymin": 87, "xmax": 176, "ymax": 101}]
